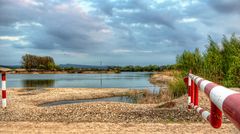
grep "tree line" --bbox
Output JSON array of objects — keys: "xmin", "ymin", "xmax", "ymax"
[
  {"xmin": 176, "ymin": 35, "xmax": 240, "ymax": 87},
  {"xmin": 21, "ymin": 54, "xmax": 175, "ymax": 72},
  {"xmin": 113, "ymin": 65, "xmax": 174, "ymax": 72},
  {"xmin": 21, "ymin": 54, "xmax": 56, "ymax": 71}
]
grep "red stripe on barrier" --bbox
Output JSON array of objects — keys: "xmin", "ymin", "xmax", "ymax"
[
  {"xmin": 184, "ymin": 77, "xmax": 188, "ymax": 86},
  {"xmin": 197, "ymin": 79, "xmax": 203, "ymax": 88},
  {"xmin": 194, "ymin": 83, "xmax": 198, "ymax": 106},
  {"xmin": 204, "ymin": 83, "xmax": 218, "ymax": 97},
  {"xmin": 222, "ymin": 93, "xmax": 240, "ymax": 130},
  {"xmin": 191, "ymin": 80, "xmax": 194, "ymax": 104},
  {"xmin": 2, "ymin": 73, "xmax": 6, "ymax": 81},
  {"xmin": 199, "ymin": 109, "xmax": 204, "ymax": 114},
  {"xmin": 210, "ymin": 101, "xmax": 222, "ymax": 128},
  {"xmin": 207, "ymin": 116, "xmax": 210, "ymax": 122},
  {"xmin": 2, "ymin": 90, "xmax": 6, "ymax": 98}
]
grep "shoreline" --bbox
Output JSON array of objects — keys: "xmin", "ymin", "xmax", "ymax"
[
  {"xmin": 0, "ymin": 87, "xmax": 200, "ymax": 123},
  {"xmin": 0, "ymin": 72, "xmax": 239, "ymax": 133},
  {"xmin": 7, "ymin": 70, "xmax": 120, "ymax": 74}
]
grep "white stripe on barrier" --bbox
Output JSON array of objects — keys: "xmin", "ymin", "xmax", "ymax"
[
  {"xmin": 188, "ymin": 76, "xmax": 191, "ymax": 86},
  {"xmin": 188, "ymin": 96, "xmax": 191, "ymax": 104},
  {"xmin": 189, "ymin": 74, "xmax": 195, "ymax": 80},
  {"xmin": 193, "ymin": 76, "xmax": 198, "ymax": 81},
  {"xmin": 197, "ymin": 107, "xmax": 202, "ymax": 113},
  {"xmin": 210, "ymin": 86, "xmax": 237, "ymax": 111},
  {"xmin": 2, "ymin": 98, "xmax": 6, "ymax": 108},
  {"xmin": 200, "ymin": 80, "xmax": 211, "ymax": 92},
  {"xmin": 194, "ymin": 105, "xmax": 198, "ymax": 109},
  {"xmin": 2, "ymin": 81, "xmax": 6, "ymax": 90},
  {"xmin": 202, "ymin": 111, "xmax": 210, "ymax": 120},
  {"xmin": 190, "ymin": 103, "xmax": 194, "ymax": 107},
  {"xmin": 192, "ymin": 75, "xmax": 197, "ymax": 80},
  {"xmin": 195, "ymin": 77, "xmax": 202, "ymax": 85}
]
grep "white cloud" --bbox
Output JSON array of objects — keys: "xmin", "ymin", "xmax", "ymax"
[
  {"xmin": 178, "ymin": 18, "xmax": 198, "ymax": 23},
  {"xmin": 14, "ymin": 22, "xmax": 43, "ymax": 30},
  {"xmin": 20, "ymin": 0, "xmax": 43, "ymax": 6},
  {"xmin": 0, "ymin": 36, "xmax": 25, "ymax": 41},
  {"xmin": 139, "ymin": 50, "xmax": 153, "ymax": 53},
  {"xmin": 112, "ymin": 49, "xmax": 153, "ymax": 53},
  {"xmin": 113, "ymin": 49, "xmax": 133, "ymax": 53}
]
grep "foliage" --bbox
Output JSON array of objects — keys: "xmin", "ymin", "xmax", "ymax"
[
  {"xmin": 176, "ymin": 48, "xmax": 203, "ymax": 75},
  {"xmin": 118, "ymin": 64, "xmax": 175, "ymax": 72},
  {"xmin": 21, "ymin": 54, "xmax": 56, "ymax": 71},
  {"xmin": 176, "ymin": 34, "xmax": 240, "ymax": 87},
  {"xmin": 203, "ymin": 37, "xmax": 224, "ymax": 82},
  {"xmin": 168, "ymin": 76, "xmax": 187, "ymax": 98}
]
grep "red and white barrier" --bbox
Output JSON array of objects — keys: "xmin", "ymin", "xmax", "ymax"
[
  {"xmin": 1, "ymin": 72, "xmax": 6, "ymax": 108},
  {"xmin": 185, "ymin": 72, "xmax": 240, "ymax": 130}
]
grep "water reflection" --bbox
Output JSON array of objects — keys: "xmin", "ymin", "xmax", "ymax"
[
  {"xmin": 22, "ymin": 79, "xmax": 55, "ymax": 87},
  {"xmin": 41, "ymin": 94, "xmax": 144, "ymax": 107},
  {"xmin": 7, "ymin": 72, "xmax": 159, "ymax": 93}
]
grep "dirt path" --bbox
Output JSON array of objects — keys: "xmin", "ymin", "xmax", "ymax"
[{"xmin": 0, "ymin": 122, "xmax": 238, "ymax": 134}]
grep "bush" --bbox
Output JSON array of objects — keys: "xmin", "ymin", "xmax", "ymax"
[{"xmin": 168, "ymin": 75, "xmax": 187, "ymax": 98}]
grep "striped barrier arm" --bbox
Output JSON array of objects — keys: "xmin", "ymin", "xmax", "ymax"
[{"xmin": 185, "ymin": 72, "xmax": 240, "ymax": 130}]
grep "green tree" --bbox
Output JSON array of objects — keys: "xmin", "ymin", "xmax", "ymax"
[
  {"xmin": 203, "ymin": 37, "xmax": 224, "ymax": 82},
  {"xmin": 21, "ymin": 54, "xmax": 56, "ymax": 71},
  {"xmin": 224, "ymin": 57, "xmax": 240, "ymax": 87},
  {"xmin": 222, "ymin": 34, "xmax": 240, "ymax": 86}
]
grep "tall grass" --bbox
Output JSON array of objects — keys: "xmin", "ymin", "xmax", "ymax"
[{"xmin": 168, "ymin": 76, "xmax": 187, "ymax": 98}]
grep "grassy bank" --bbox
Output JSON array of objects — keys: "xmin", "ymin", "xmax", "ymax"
[{"xmin": 149, "ymin": 70, "xmax": 187, "ymax": 101}]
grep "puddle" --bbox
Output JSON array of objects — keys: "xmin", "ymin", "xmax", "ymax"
[{"xmin": 41, "ymin": 95, "xmax": 143, "ymax": 107}]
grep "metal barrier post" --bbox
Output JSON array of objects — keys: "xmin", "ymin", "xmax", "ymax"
[
  {"xmin": 210, "ymin": 101, "xmax": 222, "ymax": 128},
  {"xmin": 194, "ymin": 83, "xmax": 198, "ymax": 106},
  {"xmin": 187, "ymin": 70, "xmax": 191, "ymax": 109},
  {"xmin": 1, "ymin": 72, "xmax": 6, "ymax": 108},
  {"xmin": 191, "ymin": 79, "xmax": 195, "ymax": 105}
]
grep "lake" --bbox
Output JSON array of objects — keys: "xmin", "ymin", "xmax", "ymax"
[{"xmin": 2, "ymin": 72, "xmax": 159, "ymax": 93}]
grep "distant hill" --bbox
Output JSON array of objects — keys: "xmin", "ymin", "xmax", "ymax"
[
  {"xmin": 0, "ymin": 65, "xmax": 21, "ymax": 69},
  {"xmin": 59, "ymin": 64, "xmax": 111, "ymax": 69}
]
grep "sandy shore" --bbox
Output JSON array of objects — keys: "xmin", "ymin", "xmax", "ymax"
[{"xmin": 0, "ymin": 88, "xmax": 200, "ymax": 123}]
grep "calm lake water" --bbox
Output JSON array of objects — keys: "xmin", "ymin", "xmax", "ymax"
[
  {"xmin": 2, "ymin": 72, "xmax": 159, "ymax": 93},
  {"xmin": 41, "ymin": 96, "xmax": 142, "ymax": 107}
]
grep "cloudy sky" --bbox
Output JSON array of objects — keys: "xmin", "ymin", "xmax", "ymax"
[{"xmin": 0, "ymin": 0, "xmax": 240, "ymax": 66}]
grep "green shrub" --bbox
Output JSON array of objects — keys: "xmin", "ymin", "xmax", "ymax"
[
  {"xmin": 168, "ymin": 77, "xmax": 187, "ymax": 98},
  {"xmin": 176, "ymin": 34, "xmax": 240, "ymax": 88}
]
